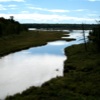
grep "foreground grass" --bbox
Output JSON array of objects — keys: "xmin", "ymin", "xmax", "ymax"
[
  {"xmin": 6, "ymin": 43, "xmax": 100, "ymax": 100},
  {"xmin": 0, "ymin": 30, "xmax": 71, "ymax": 57}
]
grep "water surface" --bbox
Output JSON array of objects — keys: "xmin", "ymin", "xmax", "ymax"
[{"xmin": 0, "ymin": 30, "xmax": 89, "ymax": 99}]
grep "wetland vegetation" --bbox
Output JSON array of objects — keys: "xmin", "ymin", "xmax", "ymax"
[
  {"xmin": 5, "ymin": 42, "xmax": 100, "ymax": 100},
  {"xmin": 0, "ymin": 30, "xmax": 71, "ymax": 57},
  {"xmin": 0, "ymin": 17, "xmax": 75, "ymax": 57},
  {"xmin": 0, "ymin": 17, "xmax": 100, "ymax": 100}
]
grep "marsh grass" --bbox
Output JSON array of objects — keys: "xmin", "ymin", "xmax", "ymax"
[
  {"xmin": 5, "ymin": 42, "xmax": 100, "ymax": 100},
  {"xmin": 0, "ymin": 30, "xmax": 70, "ymax": 57}
]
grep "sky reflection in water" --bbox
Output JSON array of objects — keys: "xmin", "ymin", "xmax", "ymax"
[
  {"xmin": 0, "ymin": 30, "xmax": 89, "ymax": 99},
  {"xmin": 0, "ymin": 41, "xmax": 67, "ymax": 99}
]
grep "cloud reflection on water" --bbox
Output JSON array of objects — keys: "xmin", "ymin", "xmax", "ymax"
[
  {"xmin": 48, "ymin": 41, "xmax": 67, "ymax": 46},
  {"xmin": 0, "ymin": 30, "xmax": 89, "ymax": 99},
  {"xmin": 0, "ymin": 53, "xmax": 66, "ymax": 99}
]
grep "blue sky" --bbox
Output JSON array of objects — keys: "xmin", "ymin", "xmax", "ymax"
[{"xmin": 0, "ymin": 0, "xmax": 99, "ymax": 23}]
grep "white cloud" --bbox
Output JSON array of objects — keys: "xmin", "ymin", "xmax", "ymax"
[
  {"xmin": 0, "ymin": 0, "xmax": 25, "ymax": 2},
  {"xmin": 28, "ymin": 6, "xmax": 88, "ymax": 13},
  {"xmin": 0, "ymin": 4, "xmax": 6, "ymax": 10},
  {"xmin": 0, "ymin": 13, "xmax": 95, "ymax": 23},
  {"xmin": 88, "ymin": 0, "xmax": 100, "ymax": 1},
  {"xmin": 21, "ymin": 10, "xmax": 30, "ymax": 14},
  {"xmin": 88, "ymin": 13, "xmax": 98, "ymax": 17},
  {"xmin": 7, "ymin": 4, "xmax": 17, "ymax": 10},
  {"xmin": 8, "ymin": 5, "xmax": 17, "ymax": 7},
  {"xmin": 0, "ymin": 4, "xmax": 17, "ymax": 11},
  {"xmin": 48, "ymin": 9, "xmax": 70, "ymax": 13},
  {"xmin": 29, "ymin": 7, "xmax": 70, "ymax": 13},
  {"xmin": 29, "ymin": 7, "xmax": 45, "ymax": 11},
  {"xmin": 74, "ymin": 9, "xmax": 87, "ymax": 12}
]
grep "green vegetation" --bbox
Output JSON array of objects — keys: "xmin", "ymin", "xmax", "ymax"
[
  {"xmin": 5, "ymin": 42, "xmax": 100, "ymax": 100},
  {"xmin": 0, "ymin": 30, "xmax": 72, "ymax": 57},
  {"xmin": 88, "ymin": 25, "xmax": 100, "ymax": 51},
  {"xmin": 1, "ymin": 17, "xmax": 100, "ymax": 100},
  {"xmin": 0, "ymin": 17, "xmax": 27, "ymax": 36},
  {"xmin": 0, "ymin": 17, "xmax": 75, "ymax": 57},
  {"xmin": 5, "ymin": 28, "xmax": 100, "ymax": 100}
]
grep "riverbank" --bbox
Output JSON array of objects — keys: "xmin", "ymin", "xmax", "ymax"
[
  {"xmin": 0, "ymin": 30, "xmax": 71, "ymax": 57},
  {"xmin": 6, "ymin": 42, "xmax": 100, "ymax": 100}
]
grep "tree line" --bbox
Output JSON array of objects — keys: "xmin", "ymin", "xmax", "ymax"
[
  {"xmin": 23, "ymin": 23, "xmax": 98, "ymax": 30},
  {"xmin": 88, "ymin": 24, "xmax": 100, "ymax": 51},
  {"xmin": 0, "ymin": 17, "xmax": 27, "ymax": 36},
  {"xmin": 0, "ymin": 17, "xmax": 100, "ymax": 51}
]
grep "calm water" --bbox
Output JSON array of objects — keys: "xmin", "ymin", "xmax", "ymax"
[{"xmin": 0, "ymin": 30, "xmax": 89, "ymax": 99}]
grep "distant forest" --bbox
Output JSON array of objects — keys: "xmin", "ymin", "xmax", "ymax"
[
  {"xmin": 23, "ymin": 23, "xmax": 98, "ymax": 30},
  {"xmin": 0, "ymin": 17, "xmax": 98, "ymax": 36},
  {"xmin": 0, "ymin": 17, "xmax": 27, "ymax": 36},
  {"xmin": 0, "ymin": 17, "xmax": 99, "ymax": 50}
]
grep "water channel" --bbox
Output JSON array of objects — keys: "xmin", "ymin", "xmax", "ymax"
[{"xmin": 0, "ymin": 30, "xmax": 89, "ymax": 99}]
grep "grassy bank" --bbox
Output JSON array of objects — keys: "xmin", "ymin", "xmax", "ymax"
[
  {"xmin": 0, "ymin": 30, "xmax": 71, "ymax": 57},
  {"xmin": 6, "ymin": 43, "xmax": 100, "ymax": 100}
]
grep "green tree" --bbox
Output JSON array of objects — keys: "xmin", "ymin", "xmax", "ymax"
[
  {"xmin": 0, "ymin": 17, "xmax": 27, "ymax": 36},
  {"xmin": 88, "ymin": 25, "xmax": 100, "ymax": 51},
  {"xmin": 0, "ymin": 23, "xmax": 3, "ymax": 36}
]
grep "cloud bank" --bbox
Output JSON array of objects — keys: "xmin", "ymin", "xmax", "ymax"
[
  {"xmin": 0, "ymin": 13, "xmax": 95, "ymax": 23},
  {"xmin": 0, "ymin": 0, "xmax": 24, "ymax": 2},
  {"xmin": 88, "ymin": 0, "xmax": 100, "ymax": 1}
]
